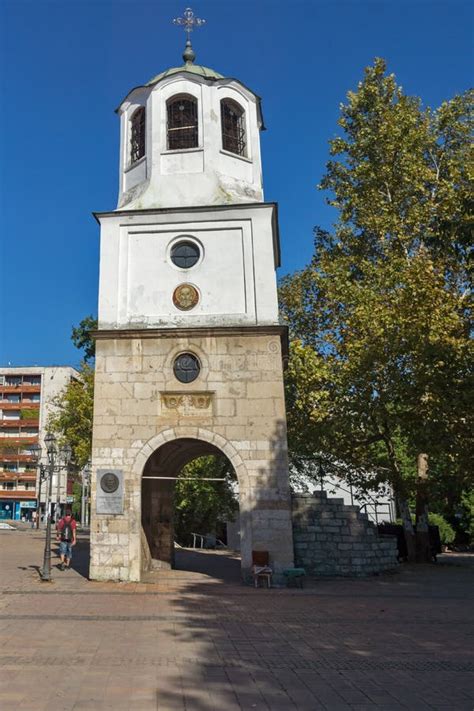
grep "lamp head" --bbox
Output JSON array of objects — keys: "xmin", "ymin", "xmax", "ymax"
[
  {"xmin": 44, "ymin": 432, "xmax": 56, "ymax": 454},
  {"xmin": 60, "ymin": 443, "xmax": 73, "ymax": 464},
  {"xmin": 29, "ymin": 442, "xmax": 42, "ymax": 461}
]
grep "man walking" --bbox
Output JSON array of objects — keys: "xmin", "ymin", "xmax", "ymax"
[{"xmin": 56, "ymin": 510, "xmax": 77, "ymax": 570}]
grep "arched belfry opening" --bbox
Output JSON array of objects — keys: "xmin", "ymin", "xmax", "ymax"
[{"xmin": 140, "ymin": 438, "xmax": 240, "ymax": 574}]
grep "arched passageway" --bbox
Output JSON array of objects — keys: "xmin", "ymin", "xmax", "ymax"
[{"xmin": 141, "ymin": 437, "xmax": 241, "ymax": 577}]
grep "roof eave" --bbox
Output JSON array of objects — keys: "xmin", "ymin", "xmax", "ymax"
[{"xmin": 115, "ymin": 72, "xmax": 266, "ymax": 129}]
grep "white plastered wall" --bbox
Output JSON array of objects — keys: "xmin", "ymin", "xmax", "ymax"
[
  {"xmin": 97, "ymin": 204, "xmax": 279, "ymax": 330},
  {"xmin": 116, "ymin": 74, "xmax": 264, "ymax": 210}
]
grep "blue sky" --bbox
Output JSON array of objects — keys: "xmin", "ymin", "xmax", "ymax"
[{"xmin": 0, "ymin": 0, "xmax": 472, "ymax": 367}]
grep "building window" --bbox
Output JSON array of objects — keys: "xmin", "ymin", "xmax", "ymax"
[
  {"xmin": 221, "ymin": 99, "xmax": 246, "ymax": 156},
  {"xmin": 5, "ymin": 394, "xmax": 20, "ymax": 402},
  {"xmin": 2, "ymin": 482, "xmax": 15, "ymax": 490},
  {"xmin": 170, "ymin": 240, "xmax": 200, "ymax": 269},
  {"xmin": 173, "ymin": 353, "xmax": 201, "ymax": 384},
  {"xmin": 130, "ymin": 107, "xmax": 145, "ymax": 164},
  {"xmin": 167, "ymin": 96, "xmax": 198, "ymax": 150}
]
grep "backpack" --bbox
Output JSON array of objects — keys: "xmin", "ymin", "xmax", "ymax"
[{"xmin": 61, "ymin": 519, "xmax": 73, "ymax": 542}]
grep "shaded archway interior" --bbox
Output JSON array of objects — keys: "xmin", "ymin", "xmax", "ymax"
[{"xmin": 141, "ymin": 438, "xmax": 230, "ymax": 571}]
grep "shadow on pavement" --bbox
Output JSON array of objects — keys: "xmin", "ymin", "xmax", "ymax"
[{"xmin": 174, "ymin": 548, "xmax": 242, "ymax": 582}]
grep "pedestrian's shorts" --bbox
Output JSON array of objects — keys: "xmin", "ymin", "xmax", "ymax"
[{"xmin": 59, "ymin": 541, "xmax": 73, "ymax": 559}]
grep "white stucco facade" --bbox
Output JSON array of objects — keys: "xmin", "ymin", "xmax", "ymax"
[
  {"xmin": 117, "ymin": 69, "xmax": 264, "ymax": 211},
  {"xmin": 95, "ymin": 203, "xmax": 280, "ymax": 330}
]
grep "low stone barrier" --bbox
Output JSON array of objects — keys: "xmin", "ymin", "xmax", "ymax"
[{"xmin": 292, "ymin": 492, "xmax": 398, "ymax": 577}]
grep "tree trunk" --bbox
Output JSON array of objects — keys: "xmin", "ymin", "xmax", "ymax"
[
  {"xmin": 415, "ymin": 453, "xmax": 431, "ymax": 562},
  {"xmin": 398, "ymin": 497, "xmax": 416, "ymax": 562},
  {"xmin": 379, "ymin": 418, "xmax": 416, "ymax": 562}
]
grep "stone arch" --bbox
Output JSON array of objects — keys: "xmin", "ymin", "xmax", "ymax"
[
  {"xmin": 132, "ymin": 426, "xmax": 249, "ymax": 489},
  {"xmin": 133, "ymin": 427, "xmax": 252, "ymax": 577}
]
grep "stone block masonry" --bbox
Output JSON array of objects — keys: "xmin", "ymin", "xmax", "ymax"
[
  {"xmin": 292, "ymin": 492, "xmax": 398, "ymax": 576},
  {"xmin": 90, "ymin": 330, "xmax": 295, "ymax": 582}
]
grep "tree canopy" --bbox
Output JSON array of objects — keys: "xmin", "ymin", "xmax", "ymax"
[
  {"xmin": 174, "ymin": 456, "xmax": 238, "ymax": 545},
  {"xmin": 280, "ymin": 59, "xmax": 473, "ymax": 545},
  {"xmin": 49, "ymin": 361, "xmax": 94, "ymax": 469},
  {"xmin": 71, "ymin": 315, "xmax": 97, "ymax": 363}
]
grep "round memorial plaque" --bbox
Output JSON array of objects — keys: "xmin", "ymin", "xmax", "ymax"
[
  {"xmin": 100, "ymin": 472, "xmax": 120, "ymax": 494},
  {"xmin": 173, "ymin": 283, "xmax": 199, "ymax": 311}
]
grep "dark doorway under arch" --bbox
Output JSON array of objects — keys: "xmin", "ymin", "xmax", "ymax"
[{"xmin": 141, "ymin": 438, "xmax": 239, "ymax": 576}]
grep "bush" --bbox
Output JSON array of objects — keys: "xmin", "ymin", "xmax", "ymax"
[
  {"xmin": 428, "ymin": 513, "xmax": 456, "ymax": 546},
  {"xmin": 396, "ymin": 513, "xmax": 456, "ymax": 546}
]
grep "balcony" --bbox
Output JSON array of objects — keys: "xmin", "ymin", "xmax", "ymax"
[
  {"xmin": 0, "ymin": 437, "xmax": 39, "ymax": 446},
  {"xmin": 17, "ymin": 474, "xmax": 37, "ymax": 482},
  {"xmin": 1, "ymin": 453, "xmax": 38, "ymax": 463},
  {"xmin": 0, "ymin": 419, "xmax": 39, "ymax": 428},
  {"xmin": 0, "ymin": 402, "xmax": 40, "ymax": 410},
  {"xmin": 0, "ymin": 471, "xmax": 36, "ymax": 479},
  {"xmin": 0, "ymin": 490, "xmax": 37, "ymax": 500},
  {"xmin": 0, "ymin": 384, "xmax": 41, "ymax": 394}
]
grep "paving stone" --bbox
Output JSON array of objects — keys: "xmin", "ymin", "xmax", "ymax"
[{"xmin": 0, "ymin": 527, "xmax": 473, "ymax": 710}]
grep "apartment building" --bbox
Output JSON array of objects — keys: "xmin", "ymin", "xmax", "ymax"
[{"xmin": 0, "ymin": 366, "xmax": 80, "ymax": 520}]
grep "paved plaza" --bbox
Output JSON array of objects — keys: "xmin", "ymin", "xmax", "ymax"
[{"xmin": 0, "ymin": 526, "xmax": 473, "ymax": 710}]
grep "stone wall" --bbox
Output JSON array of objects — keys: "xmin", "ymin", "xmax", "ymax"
[
  {"xmin": 292, "ymin": 492, "xmax": 398, "ymax": 577},
  {"xmin": 90, "ymin": 329, "xmax": 295, "ymax": 582}
]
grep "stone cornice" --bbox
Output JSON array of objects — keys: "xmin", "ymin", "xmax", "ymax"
[{"xmin": 92, "ymin": 324, "xmax": 289, "ymax": 358}]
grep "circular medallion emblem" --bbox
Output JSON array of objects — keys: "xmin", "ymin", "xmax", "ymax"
[
  {"xmin": 100, "ymin": 472, "xmax": 120, "ymax": 494},
  {"xmin": 173, "ymin": 283, "xmax": 199, "ymax": 311}
]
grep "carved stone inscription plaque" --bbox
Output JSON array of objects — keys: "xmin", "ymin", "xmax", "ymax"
[
  {"xmin": 96, "ymin": 469, "xmax": 124, "ymax": 514},
  {"xmin": 161, "ymin": 392, "xmax": 213, "ymax": 416}
]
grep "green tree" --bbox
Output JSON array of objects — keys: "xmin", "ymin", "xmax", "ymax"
[
  {"xmin": 49, "ymin": 362, "xmax": 94, "ymax": 469},
  {"xmin": 71, "ymin": 315, "xmax": 97, "ymax": 362},
  {"xmin": 280, "ymin": 59, "xmax": 473, "ymax": 560},
  {"xmin": 174, "ymin": 455, "xmax": 238, "ymax": 545}
]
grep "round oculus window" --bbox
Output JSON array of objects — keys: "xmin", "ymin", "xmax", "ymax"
[
  {"xmin": 170, "ymin": 240, "xmax": 200, "ymax": 269},
  {"xmin": 173, "ymin": 353, "xmax": 201, "ymax": 384}
]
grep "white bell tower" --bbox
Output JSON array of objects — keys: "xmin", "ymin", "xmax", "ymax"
[{"xmin": 90, "ymin": 9, "xmax": 295, "ymax": 583}]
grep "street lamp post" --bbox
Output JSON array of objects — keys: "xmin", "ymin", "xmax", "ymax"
[
  {"xmin": 80, "ymin": 461, "xmax": 91, "ymax": 528},
  {"xmin": 55, "ymin": 443, "xmax": 72, "ymax": 524},
  {"xmin": 29, "ymin": 442, "xmax": 43, "ymax": 528},
  {"xmin": 38, "ymin": 433, "xmax": 72, "ymax": 582}
]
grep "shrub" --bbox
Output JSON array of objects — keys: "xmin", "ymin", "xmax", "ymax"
[{"xmin": 428, "ymin": 513, "xmax": 456, "ymax": 546}]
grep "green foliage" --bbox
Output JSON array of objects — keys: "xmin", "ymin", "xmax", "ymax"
[
  {"xmin": 457, "ymin": 490, "xmax": 474, "ymax": 544},
  {"xmin": 20, "ymin": 408, "xmax": 39, "ymax": 420},
  {"xmin": 428, "ymin": 513, "xmax": 456, "ymax": 545},
  {"xmin": 174, "ymin": 455, "xmax": 238, "ymax": 545},
  {"xmin": 71, "ymin": 481, "xmax": 82, "ymax": 518},
  {"xmin": 71, "ymin": 315, "xmax": 97, "ymax": 362},
  {"xmin": 49, "ymin": 363, "xmax": 94, "ymax": 469},
  {"xmin": 279, "ymin": 59, "xmax": 473, "ymax": 511},
  {"xmin": 396, "ymin": 512, "xmax": 456, "ymax": 545}
]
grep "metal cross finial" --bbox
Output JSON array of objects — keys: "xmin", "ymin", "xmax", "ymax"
[
  {"xmin": 173, "ymin": 7, "xmax": 206, "ymax": 38},
  {"xmin": 173, "ymin": 7, "xmax": 206, "ymax": 64}
]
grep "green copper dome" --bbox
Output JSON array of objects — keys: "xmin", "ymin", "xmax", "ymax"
[{"xmin": 146, "ymin": 64, "xmax": 224, "ymax": 86}]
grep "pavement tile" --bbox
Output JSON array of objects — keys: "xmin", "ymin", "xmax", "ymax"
[{"xmin": 1, "ymin": 527, "xmax": 473, "ymax": 710}]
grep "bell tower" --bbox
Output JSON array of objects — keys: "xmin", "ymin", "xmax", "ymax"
[{"xmin": 90, "ymin": 9, "xmax": 295, "ymax": 582}]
